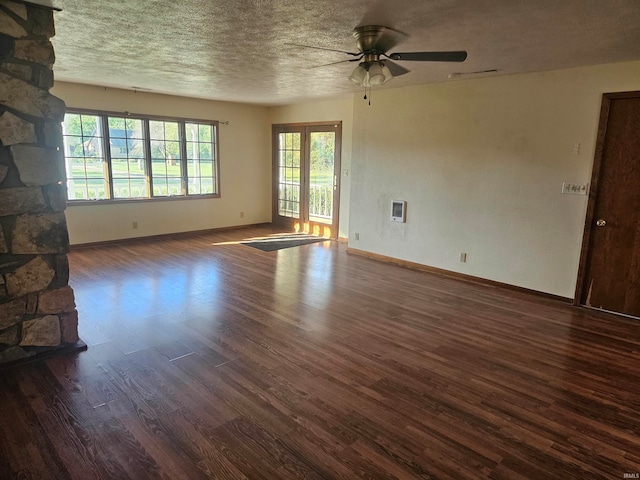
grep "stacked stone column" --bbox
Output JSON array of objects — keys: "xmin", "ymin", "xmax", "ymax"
[{"xmin": 0, "ymin": 0, "xmax": 78, "ymax": 364}]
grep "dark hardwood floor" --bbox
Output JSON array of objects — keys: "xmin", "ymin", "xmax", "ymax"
[{"xmin": 1, "ymin": 225, "xmax": 640, "ymax": 479}]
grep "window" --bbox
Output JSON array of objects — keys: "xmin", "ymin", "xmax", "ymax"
[
  {"xmin": 149, "ymin": 120, "xmax": 182, "ymax": 197},
  {"xmin": 61, "ymin": 113, "xmax": 108, "ymax": 200},
  {"xmin": 61, "ymin": 110, "xmax": 219, "ymax": 202},
  {"xmin": 108, "ymin": 117, "xmax": 147, "ymax": 199},
  {"xmin": 186, "ymin": 123, "xmax": 217, "ymax": 195}
]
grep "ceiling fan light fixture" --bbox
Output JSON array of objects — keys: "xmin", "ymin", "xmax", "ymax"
[
  {"xmin": 349, "ymin": 64, "xmax": 368, "ymax": 85},
  {"xmin": 368, "ymin": 63, "xmax": 385, "ymax": 86},
  {"xmin": 381, "ymin": 64, "xmax": 393, "ymax": 84}
]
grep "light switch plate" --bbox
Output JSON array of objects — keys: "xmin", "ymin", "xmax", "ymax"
[{"xmin": 562, "ymin": 182, "xmax": 588, "ymax": 195}]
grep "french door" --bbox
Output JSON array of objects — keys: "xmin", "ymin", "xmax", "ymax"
[{"xmin": 272, "ymin": 122, "xmax": 341, "ymax": 238}]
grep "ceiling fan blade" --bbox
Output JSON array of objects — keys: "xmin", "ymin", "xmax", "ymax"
[
  {"xmin": 384, "ymin": 60, "xmax": 410, "ymax": 76},
  {"xmin": 388, "ymin": 51, "xmax": 468, "ymax": 62},
  {"xmin": 310, "ymin": 57, "xmax": 363, "ymax": 69},
  {"xmin": 285, "ymin": 43, "xmax": 360, "ymax": 56}
]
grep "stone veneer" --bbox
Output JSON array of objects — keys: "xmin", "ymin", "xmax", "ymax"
[{"xmin": 0, "ymin": 0, "xmax": 78, "ymax": 365}]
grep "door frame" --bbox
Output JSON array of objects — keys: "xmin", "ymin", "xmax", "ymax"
[
  {"xmin": 573, "ymin": 90, "xmax": 640, "ymax": 306},
  {"xmin": 271, "ymin": 121, "xmax": 342, "ymax": 239}
]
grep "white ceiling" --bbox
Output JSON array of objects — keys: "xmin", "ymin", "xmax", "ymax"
[{"xmin": 50, "ymin": 0, "xmax": 640, "ymax": 106}]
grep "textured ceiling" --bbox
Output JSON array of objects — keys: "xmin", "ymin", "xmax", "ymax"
[{"xmin": 50, "ymin": 0, "xmax": 640, "ymax": 106}]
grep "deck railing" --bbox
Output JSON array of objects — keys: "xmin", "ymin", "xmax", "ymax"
[{"xmin": 309, "ymin": 183, "xmax": 333, "ymax": 220}]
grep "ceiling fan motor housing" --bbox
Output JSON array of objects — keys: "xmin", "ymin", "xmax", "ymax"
[{"xmin": 353, "ymin": 25, "xmax": 405, "ymax": 55}]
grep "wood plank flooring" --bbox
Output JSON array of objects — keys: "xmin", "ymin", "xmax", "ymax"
[{"xmin": 1, "ymin": 225, "xmax": 640, "ymax": 479}]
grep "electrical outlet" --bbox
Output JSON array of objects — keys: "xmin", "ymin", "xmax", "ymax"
[
  {"xmin": 240, "ymin": 211, "xmax": 244, "ymax": 218},
  {"xmin": 132, "ymin": 221, "xmax": 138, "ymax": 229},
  {"xmin": 355, "ymin": 232, "xmax": 360, "ymax": 241},
  {"xmin": 460, "ymin": 252, "xmax": 467, "ymax": 263}
]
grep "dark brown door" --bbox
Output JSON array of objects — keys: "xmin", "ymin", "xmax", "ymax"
[{"xmin": 578, "ymin": 92, "xmax": 640, "ymax": 317}]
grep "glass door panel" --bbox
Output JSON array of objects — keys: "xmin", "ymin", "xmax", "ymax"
[
  {"xmin": 308, "ymin": 131, "xmax": 335, "ymax": 225},
  {"xmin": 275, "ymin": 130, "xmax": 302, "ymax": 225},
  {"xmin": 305, "ymin": 124, "xmax": 340, "ymax": 238}
]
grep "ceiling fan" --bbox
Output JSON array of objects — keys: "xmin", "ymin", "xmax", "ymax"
[{"xmin": 290, "ymin": 25, "xmax": 467, "ymax": 88}]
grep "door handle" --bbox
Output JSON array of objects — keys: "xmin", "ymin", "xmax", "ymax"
[
  {"xmin": 596, "ymin": 219, "xmax": 606, "ymax": 227},
  {"xmin": 334, "ymin": 174, "xmax": 337, "ymax": 190}
]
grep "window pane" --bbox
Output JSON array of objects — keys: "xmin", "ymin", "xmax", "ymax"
[
  {"xmin": 149, "ymin": 120, "xmax": 179, "ymax": 141},
  {"xmin": 198, "ymin": 124, "xmax": 212, "ymax": 142},
  {"xmin": 108, "ymin": 116, "xmax": 147, "ymax": 199},
  {"xmin": 112, "ymin": 159, "xmax": 148, "ymax": 199},
  {"xmin": 152, "ymin": 177, "xmax": 182, "ymax": 197},
  {"xmin": 185, "ymin": 122, "xmax": 217, "ymax": 196},
  {"xmin": 62, "ymin": 113, "xmax": 108, "ymax": 200},
  {"xmin": 109, "ymin": 118, "xmax": 144, "ymax": 139},
  {"xmin": 187, "ymin": 160, "xmax": 213, "ymax": 177},
  {"xmin": 149, "ymin": 121, "xmax": 182, "ymax": 197},
  {"xmin": 185, "ymin": 123, "xmax": 198, "ymax": 142},
  {"xmin": 64, "ymin": 135, "xmax": 83, "ymax": 156},
  {"xmin": 200, "ymin": 178, "xmax": 214, "ymax": 194},
  {"xmin": 198, "ymin": 143, "xmax": 212, "ymax": 160},
  {"xmin": 151, "ymin": 156, "xmax": 182, "ymax": 197}
]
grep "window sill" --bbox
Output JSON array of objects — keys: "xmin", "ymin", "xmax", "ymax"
[{"xmin": 66, "ymin": 194, "xmax": 220, "ymax": 207}]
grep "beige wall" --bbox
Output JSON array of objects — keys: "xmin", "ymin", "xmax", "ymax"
[
  {"xmin": 52, "ymin": 82, "xmax": 271, "ymax": 245},
  {"xmin": 349, "ymin": 60, "xmax": 640, "ymax": 298},
  {"xmin": 55, "ymin": 61, "xmax": 640, "ymax": 299},
  {"xmin": 268, "ymin": 96, "xmax": 354, "ymax": 239}
]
